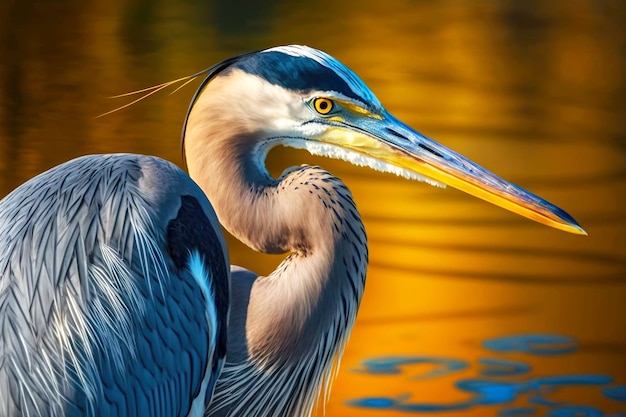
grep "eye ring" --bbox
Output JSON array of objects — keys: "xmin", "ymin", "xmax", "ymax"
[{"xmin": 313, "ymin": 98, "xmax": 334, "ymax": 115}]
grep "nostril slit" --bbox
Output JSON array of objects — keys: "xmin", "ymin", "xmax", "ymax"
[
  {"xmin": 384, "ymin": 127, "xmax": 408, "ymax": 140},
  {"xmin": 385, "ymin": 127, "xmax": 445, "ymax": 159},
  {"xmin": 418, "ymin": 143, "xmax": 445, "ymax": 159}
]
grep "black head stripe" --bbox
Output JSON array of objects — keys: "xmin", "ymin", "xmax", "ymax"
[{"xmin": 229, "ymin": 51, "xmax": 362, "ymax": 101}]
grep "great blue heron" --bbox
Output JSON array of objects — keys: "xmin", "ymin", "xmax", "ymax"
[{"xmin": 0, "ymin": 45, "xmax": 585, "ymax": 417}]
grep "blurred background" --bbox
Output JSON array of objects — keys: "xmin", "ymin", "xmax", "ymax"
[{"xmin": 0, "ymin": 1, "xmax": 625, "ymax": 416}]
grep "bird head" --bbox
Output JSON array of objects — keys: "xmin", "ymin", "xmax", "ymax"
[{"xmin": 182, "ymin": 45, "xmax": 585, "ymax": 235}]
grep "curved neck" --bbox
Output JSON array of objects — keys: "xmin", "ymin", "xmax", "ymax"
[
  {"xmin": 184, "ymin": 75, "xmax": 305, "ymax": 255},
  {"xmin": 185, "ymin": 125, "xmax": 277, "ymax": 253},
  {"xmin": 184, "ymin": 87, "xmax": 369, "ymax": 416},
  {"xmin": 184, "ymin": 81, "xmax": 368, "ymax": 366},
  {"xmin": 245, "ymin": 166, "xmax": 367, "ymax": 365}
]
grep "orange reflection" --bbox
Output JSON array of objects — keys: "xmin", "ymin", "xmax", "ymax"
[{"xmin": 0, "ymin": 1, "xmax": 624, "ymax": 416}]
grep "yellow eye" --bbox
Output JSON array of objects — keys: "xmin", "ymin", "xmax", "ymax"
[{"xmin": 313, "ymin": 98, "xmax": 334, "ymax": 115}]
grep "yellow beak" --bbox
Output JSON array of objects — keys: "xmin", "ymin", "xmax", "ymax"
[{"xmin": 318, "ymin": 111, "xmax": 586, "ymax": 235}]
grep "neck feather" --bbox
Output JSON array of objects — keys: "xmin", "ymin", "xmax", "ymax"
[{"xmin": 184, "ymin": 80, "xmax": 368, "ymax": 366}]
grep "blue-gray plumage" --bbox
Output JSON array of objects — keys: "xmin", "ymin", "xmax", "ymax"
[
  {"xmin": 0, "ymin": 155, "xmax": 228, "ymax": 416},
  {"xmin": 0, "ymin": 45, "xmax": 584, "ymax": 417}
]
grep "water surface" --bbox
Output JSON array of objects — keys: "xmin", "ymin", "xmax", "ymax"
[{"xmin": 1, "ymin": 1, "xmax": 625, "ymax": 416}]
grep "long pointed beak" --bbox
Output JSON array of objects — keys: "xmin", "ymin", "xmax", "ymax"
[{"xmin": 321, "ymin": 111, "xmax": 586, "ymax": 235}]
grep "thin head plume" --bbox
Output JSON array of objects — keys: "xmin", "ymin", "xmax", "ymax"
[
  {"xmin": 97, "ymin": 52, "xmax": 256, "ymax": 120},
  {"xmin": 96, "ymin": 71, "xmax": 204, "ymax": 118},
  {"xmin": 96, "ymin": 49, "xmax": 258, "ymax": 167}
]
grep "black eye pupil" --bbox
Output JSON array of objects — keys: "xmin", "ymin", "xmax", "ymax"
[{"xmin": 319, "ymin": 101, "xmax": 328, "ymax": 110}]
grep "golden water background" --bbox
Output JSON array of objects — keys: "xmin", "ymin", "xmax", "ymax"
[{"xmin": 0, "ymin": 1, "xmax": 625, "ymax": 416}]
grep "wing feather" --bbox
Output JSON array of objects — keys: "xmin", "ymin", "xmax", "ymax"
[{"xmin": 0, "ymin": 154, "xmax": 228, "ymax": 417}]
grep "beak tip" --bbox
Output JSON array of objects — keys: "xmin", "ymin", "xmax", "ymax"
[
  {"xmin": 551, "ymin": 205, "xmax": 586, "ymax": 236},
  {"xmin": 563, "ymin": 216, "xmax": 587, "ymax": 236}
]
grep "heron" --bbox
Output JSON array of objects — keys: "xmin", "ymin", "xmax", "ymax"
[{"xmin": 0, "ymin": 45, "xmax": 585, "ymax": 417}]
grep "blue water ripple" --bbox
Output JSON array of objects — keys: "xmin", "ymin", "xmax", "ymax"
[
  {"xmin": 499, "ymin": 407, "xmax": 537, "ymax": 416},
  {"xmin": 353, "ymin": 356, "xmax": 468, "ymax": 379},
  {"xmin": 479, "ymin": 357, "xmax": 532, "ymax": 376},
  {"xmin": 534, "ymin": 375, "xmax": 613, "ymax": 386},
  {"xmin": 483, "ymin": 334, "xmax": 578, "ymax": 355},
  {"xmin": 456, "ymin": 379, "xmax": 529, "ymax": 403},
  {"xmin": 603, "ymin": 385, "xmax": 626, "ymax": 403},
  {"xmin": 528, "ymin": 375, "xmax": 613, "ymax": 407},
  {"xmin": 547, "ymin": 405, "xmax": 604, "ymax": 417},
  {"xmin": 350, "ymin": 396, "xmax": 399, "ymax": 408},
  {"xmin": 349, "ymin": 374, "xmax": 617, "ymax": 413},
  {"xmin": 347, "ymin": 395, "xmax": 472, "ymax": 412},
  {"xmin": 349, "ymin": 334, "xmax": 622, "ymax": 415}
]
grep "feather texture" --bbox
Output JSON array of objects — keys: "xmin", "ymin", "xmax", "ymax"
[
  {"xmin": 205, "ymin": 167, "xmax": 367, "ymax": 417},
  {"xmin": 0, "ymin": 154, "xmax": 228, "ymax": 417}
]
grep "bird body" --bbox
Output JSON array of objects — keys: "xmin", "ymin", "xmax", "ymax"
[
  {"xmin": 0, "ymin": 154, "xmax": 228, "ymax": 416},
  {"xmin": 0, "ymin": 45, "xmax": 585, "ymax": 417}
]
